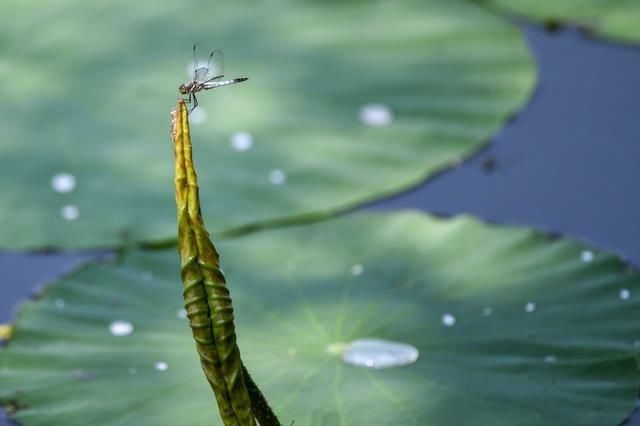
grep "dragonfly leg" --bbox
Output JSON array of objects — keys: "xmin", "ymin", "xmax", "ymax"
[
  {"xmin": 189, "ymin": 93, "xmax": 198, "ymax": 114},
  {"xmin": 184, "ymin": 92, "xmax": 198, "ymax": 114}
]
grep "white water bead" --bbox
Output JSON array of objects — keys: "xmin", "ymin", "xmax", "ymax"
[
  {"xmin": 525, "ymin": 302, "xmax": 536, "ymax": 313},
  {"xmin": 109, "ymin": 320, "xmax": 134, "ymax": 336},
  {"xmin": 620, "ymin": 289, "xmax": 631, "ymax": 300},
  {"xmin": 50, "ymin": 173, "xmax": 77, "ymax": 193},
  {"xmin": 581, "ymin": 250, "xmax": 594, "ymax": 262},
  {"xmin": 268, "ymin": 169, "xmax": 286, "ymax": 185},
  {"xmin": 154, "ymin": 361, "xmax": 169, "ymax": 371},
  {"xmin": 350, "ymin": 264, "xmax": 364, "ymax": 276},
  {"xmin": 230, "ymin": 131, "xmax": 254, "ymax": 151},
  {"xmin": 359, "ymin": 103, "xmax": 394, "ymax": 127},
  {"xmin": 341, "ymin": 338, "xmax": 419, "ymax": 369},
  {"xmin": 109, "ymin": 320, "xmax": 134, "ymax": 337},
  {"xmin": 60, "ymin": 205, "xmax": 79, "ymax": 221},
  {"xmin": 108, "ymin": 320, "xmax": 134, "ymax": 337},
  {"xmin": 441, "ymin": 313, "xmax": 456, "ymax": 327},
  {"xmin": 482, "ymin": 307, "xmax": 493, "ymax": 316},
  {"xmin": 190, "ymin": 107, "xmax": 207, "ymax": 124}
]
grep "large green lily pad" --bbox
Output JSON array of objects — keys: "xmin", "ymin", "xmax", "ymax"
[
  {"xmin": 476, "ymin": 0, "xmax": 640, "ymax": 43},
  {"xmin": 1, "ymin": 212, "xmax": 638, "ymax": 425},
  {"xmin": 0, "ymin": 0, "xmax": 533, "ymax": 249}
]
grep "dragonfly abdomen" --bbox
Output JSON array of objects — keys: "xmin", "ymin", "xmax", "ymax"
[{"xmin": 203, "ymin": 78, "xmax": 248, "ymax": 90}]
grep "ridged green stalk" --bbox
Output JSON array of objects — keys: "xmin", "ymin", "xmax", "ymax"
[{"xmin": 172, "ymin": 99, "xmax": 278, "ymax": 425}]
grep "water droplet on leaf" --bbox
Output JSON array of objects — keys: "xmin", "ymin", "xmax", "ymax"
[
  {"xmin": 441, "ymin": 313, "xmax": 456, "ymax": 326},
  {"xmin": 190, "ymin": 108, "xmax": 206, "ymax": 124},
  {"xmin": 268, "ymin": 169, "xmax": 286, "ymax": 185},
  {"xmin": 60, "ymin": 205, "xmax": 79, "ymax": 221},
  {"xmin": 581, "ymin": 250, "xmax": 594, "ymax": 262},
  {"xmin": 109, "ymin": 320, "xmax": 134, "ymax": 337},
  {"xmin": 70, "ymin": 369, "xmax": 95, "ymax": 381},
  {"xmin": 350, "ymin": 264, "xmax": 364, "ymax": 276},
  {"xmin": 525, "ymin": 302, "xmax": 536, "ymax": 313},
  {"xmin": 154, "ymin": 361, "xmax": 168, "ymax": 371},
  {"xmin": 230, "ymin": 131, "xmax": 253, "ymax": 151},
  {"xmin": 50, "ymin": 173, "xmax": 76, "ymax": 193},
  {"xmin": 341, "ymin": 338, "xmax": 419, "ymax": 369},
  {"xmin": 359, "ymin": 103, "xmax": 393, "ymax": 127}
]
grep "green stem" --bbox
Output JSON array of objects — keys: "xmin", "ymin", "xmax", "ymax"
[
  {"xmin": 171, "ymin": 100, "xmax": 280, "ymax": 426},
  {"xmin": 242, "ymin": 364, "xmax": 281, "ymax": 426}
]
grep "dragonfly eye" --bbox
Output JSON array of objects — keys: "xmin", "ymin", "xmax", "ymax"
[{"xmin": 178, "ymin": 84, "xmax": 188, "ymax": 94}]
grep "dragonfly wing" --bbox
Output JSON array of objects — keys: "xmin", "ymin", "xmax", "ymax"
[
  {"xmin": 205, "ymin": 49, "xmax": 225, "ymax": 81},
  {"xmin": 191, "ymin": 43, "xmax": 225, "ymax": 82},
  {"xmin": 194, "ymin": 66, "xmax": 210, "ymax": 82}
]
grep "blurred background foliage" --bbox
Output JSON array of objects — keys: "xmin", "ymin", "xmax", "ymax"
[
  {"xmin": 0, "ymin": 0, "xmax": 533, "ymax": 249},
  {"xmin": 476, "ymin": 0, "xmax": 640, "ymax": 43}
]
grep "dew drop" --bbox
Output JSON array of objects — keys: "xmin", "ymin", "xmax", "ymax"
[
  {"xmin": 128, "ymin": 367, "xmax": 138, "ymax": 375},
  {"xmin": 60, "ymin": 205, "xmax": 79, "ymax": 221},
  {"xmin": 176, "ymin": 308, "xmax": 188, "ymax": 319},
  {"xmin": 544, "ymin": 354, "xmax": 557, "ymax": 364},
  {"xmin": 359, "ymin": 103, "xmax": 394, "ymax": 127},
  {"xmin": 141, "ymin": 271, "xmax": 153, "ymax": 281},
  {"xmin": 350, "ymin": 264, "xmax": 364, "ymax": 276},
  {"xmin": 109, "ymin": 320, "xmax": 134, "ymax": 337},
  {"xmin": 268, "ymin": 169, "xmax": 286, "ymax": 185},
  {"xmin": 70, "ymin": 369, "xmax": 95, "ymax": 381},
  {"xmin": 340, "ymin": 338, "xmax": 419, "ymax": 369},
  {"xmin": 634, "ymin": 340, "xmax": 640, "ymax": 349},
  {"xmin": 54, "ymin": 298, "xmax": 66, "ymax": 309},
  {"xmin": 525, "ymin": 302, "xmax": 536, "ymax": 313},
  {"xmin": 154, "ymin": 361, "xmax": 169, "ymax": 371},
  {"xmin": 50, "ymin": 173, "xmax": 77, "ymax": 193},
  {"xmin": 441, "ymin": 313, "xmax": 456, "ymax": 327},
  {"xmin": 230, "ymin": 131, "xmax": 253, "ymax": 151},
  {"xmin": 581, "ymin": 250, "xmax": 594, "ymax": 262},
  {"xmin": 190, "ymin": 107, "xmax": 207, "ymax": 124},
  {"xmin": 287, "ymin": 348, "xmax": 297, "ymax": 357},
  {"xmin": 620, "ymin": 289, "xmax": 631, "ymax": 300},
  {"xmin": 482, "ymin": 307, "xmax": 493, "ymax": 316}
]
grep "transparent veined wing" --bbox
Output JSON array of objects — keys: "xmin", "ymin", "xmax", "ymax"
[{"xmin": 192, "ymin": 42, "xmax": 225, "ymax": 83}]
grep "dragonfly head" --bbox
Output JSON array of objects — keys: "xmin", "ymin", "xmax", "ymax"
[{"xmin": 178, "ymin": 83, "xmax": 189, "ymax": 94}]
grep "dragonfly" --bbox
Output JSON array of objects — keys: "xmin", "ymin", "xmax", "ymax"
[{"xmin": 179, "ymin": 43, "xmax": 248, "ymax": 112}]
